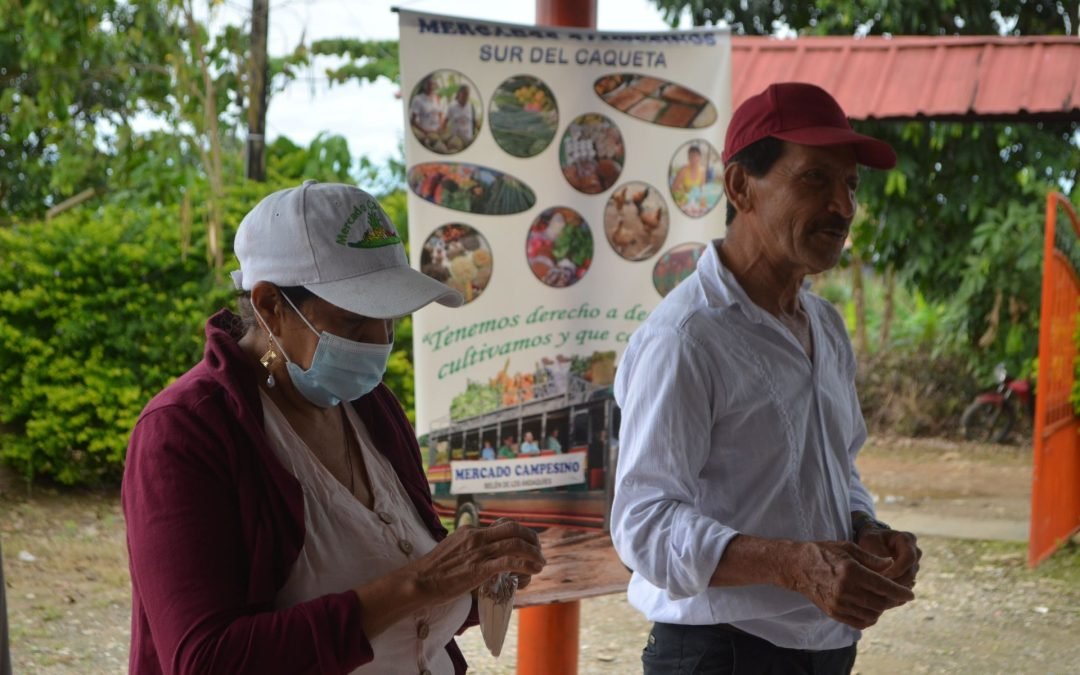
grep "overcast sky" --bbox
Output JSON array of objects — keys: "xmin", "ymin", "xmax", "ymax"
[{"xmin": 225, "ymin": 0, "xmax": 692, "ymax": 166}]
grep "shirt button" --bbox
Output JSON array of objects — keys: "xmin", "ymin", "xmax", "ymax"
[
  {"xmin": 417, "ymin": 622, "xmax": 430, "ymax": 640},
  {"xmin": 419, "ymin": 669, "xmax": 432, "ymax": 675},
  {"xmin": 398, "ymin": 539, "xmax": 414, "ymax": 555},
  {"xmin": 378, "ymin": 511, "xmax": 394, "ymax": 524}
]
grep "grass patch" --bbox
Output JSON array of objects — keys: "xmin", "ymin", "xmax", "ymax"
[{"xmin": 940, "ymin": 537, "xmax": 1080, "ymax": 588}]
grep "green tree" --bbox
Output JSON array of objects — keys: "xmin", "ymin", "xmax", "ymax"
[
  {"xmin": 655, "ymin": 1, "xmax": 1078, "ymax": 35},
  {"xmin": 0, "ymin": 0, "xmax": 420, "ymax": 483},
  {"xmin": 310, "ymin": 39, "xmax": 400, "ymax": 87},
  {"xmin": 0, "ymin": 0, "xmax": 175, "ymax": 220},
  {"xmin": 654, "ymin": 0, "xmax": 1080, "ymax": 378},
  {"xmin": 0, "ymin": 135, "xmax": 419, "ymax": 485}
]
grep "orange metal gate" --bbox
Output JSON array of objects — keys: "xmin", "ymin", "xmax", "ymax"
[{"xmin": 1029, "ymin": 192, "xmax": 1080, "ymax": 566}]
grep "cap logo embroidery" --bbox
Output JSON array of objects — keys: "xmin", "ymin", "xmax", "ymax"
[{"xmin": 335, "ymin": 201, "xmax": 402, "ymax": 249}]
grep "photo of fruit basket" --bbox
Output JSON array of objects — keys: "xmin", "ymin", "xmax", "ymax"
[
  {"xmin": 489, "ymin": 75, "xmax": 559, "ymax": 158},
  {"xmin": 526, "ymin": 207, "xmax": 594, "ymax": 288},
  {"xmin": 420, "ymin": 223, "xmax": 494, "ymax": 305}
]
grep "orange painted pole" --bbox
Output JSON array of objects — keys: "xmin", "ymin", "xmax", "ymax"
[
  {"xmin": 517, "ymin": 601, "xmax": 581, "ymax": 673},
  {"xmin": 536, "ymin": 0, "xmax": 596, "ymax": 28},
  {"xmin": 516, "ymin": 3, "xmax": 596, "ymax": 674}
]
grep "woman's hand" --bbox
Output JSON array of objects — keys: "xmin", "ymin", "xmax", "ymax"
[
  {"xmin": 354, "ymin": 520, "xmax": 545, "ymax": 640},
  {"xmin": 407, "ymin": 520, "xmax": 545, "ymax": 607}
]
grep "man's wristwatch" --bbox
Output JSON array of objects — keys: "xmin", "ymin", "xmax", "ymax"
[{"xmin": 852, "ymin": 511, "xmax": 891, "ymax": 540}]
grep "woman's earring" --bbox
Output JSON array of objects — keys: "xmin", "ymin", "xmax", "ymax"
[{"xmin": 260, "ymin": 345, "xmax": 278, "ymax": 388}]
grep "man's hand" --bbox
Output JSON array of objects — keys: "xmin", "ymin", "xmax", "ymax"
[
  {"xmin": 856, "ymin": 525, "xmax": 921, "ymax": 589},
  {"xmin": 785, "ymin": 540, "xmax": 915, "ymax": 630}
]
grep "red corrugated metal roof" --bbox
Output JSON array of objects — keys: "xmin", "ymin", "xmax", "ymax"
[{"xmin": 731, "ymin": 36, "xmax": 1080, "ymax": 120}]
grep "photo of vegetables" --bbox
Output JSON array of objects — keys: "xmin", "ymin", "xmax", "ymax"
[
  {"xmin": 558, "ymin": 113, "xmax": 624, "ymax": 195},
  {"xmin": 603, "ymin": 181, "xmax": 669, "ymax": 261},
  {"xmin": 407, "ymin": 162, "xmax": 536, "ymax": 215},
  {"xmin": 669, "ymin": 139, "xmax": 725, "ymax": 218},
  {"xmin": 408, "ymin": 69, "xmax": 483, "ymax": 154},
  {"xmin": 489, "ymin": 75, "xmax": 559, "ymax": 158},
  {"xmin": 526, "ymin": 206, "xmax": 593, "ymax": 288},
  {"xmin": 450, "ymin": 352, "xmax": 617, "ymax": 421},
  {"xmin": 594, "ymin": 73, "xmax": 717, "ymax": 128},
  {"xmin": 653, "ymin": 242, "xmax": 707, "ymax": 297},
  {"xmin": 420, "ymin": 224, "xmax": 493, "ymax": 305}
]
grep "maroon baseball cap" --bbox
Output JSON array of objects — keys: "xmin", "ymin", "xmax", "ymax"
[{"xmin": 722, "ymin": 82, "xmax": 896, "ymax": 170}]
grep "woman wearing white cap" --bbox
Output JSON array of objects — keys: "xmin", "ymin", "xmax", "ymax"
[{"xmin": 122, "ymin": 181, "xmax": 546, "ymax": 674}]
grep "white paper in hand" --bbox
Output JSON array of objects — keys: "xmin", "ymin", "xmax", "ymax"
[{"xmin": 478, "ymin": 572, "xmax": 517, "ymax": 657}]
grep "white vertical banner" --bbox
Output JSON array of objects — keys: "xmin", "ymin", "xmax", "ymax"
[{"xmin": 399, "ymin": 11, "xmax": 731, "ymax": 434}]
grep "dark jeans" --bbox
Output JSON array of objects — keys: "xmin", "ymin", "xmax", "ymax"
[{"xmin": 642, "ymin": 622, "xmax": 857, "ymax": 675}]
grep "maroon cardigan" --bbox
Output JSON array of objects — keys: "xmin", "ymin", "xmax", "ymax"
[{"xmin": 123, "ymin": 310, "xmax": 474, "ymax": 674}]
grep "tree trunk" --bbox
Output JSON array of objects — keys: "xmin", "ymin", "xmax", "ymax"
[
  {"xmin": 184, "ymin": 0, "xmax": 225, "ymax": 272},
  {"xmin": 878, "ymin": 264, "xmax": 896, "ymax": 350},
  {"xmin": 851, "ymin": 254, "xmax": 869, "ymax": 356},
  {"xmin": 246, "ymin": 0, "xmax": 269, "ymax": 181}
]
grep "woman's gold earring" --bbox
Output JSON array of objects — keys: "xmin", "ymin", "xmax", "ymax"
[{"xmin": 260, "ymin": 345, "xmax": 278, "ymax": 388}]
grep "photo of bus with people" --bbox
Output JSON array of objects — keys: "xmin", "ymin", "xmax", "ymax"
[
  {"xmin": 408, "ymin": 69, "xmax": 483, "ymax": 154},
  {"xmin": 424, "ymin": 352, "xmax": 620, "ymax": 530}
]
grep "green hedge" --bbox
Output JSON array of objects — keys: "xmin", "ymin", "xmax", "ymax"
[
  {"xmin": 0, "ymin": 180, "xmax": 417, "ymax": 486},
  {"xmin": 0, "ymin": 198, "xmax": 230, "ymax": 484}
]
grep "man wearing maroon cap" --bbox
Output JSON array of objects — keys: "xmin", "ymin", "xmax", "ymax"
[{"xmin": 611, "ymin": 82, "xmax": 921, "ymax": 673}]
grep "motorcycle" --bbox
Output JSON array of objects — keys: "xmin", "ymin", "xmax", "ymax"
[{"xmin": 960, "ymin": 363, "xmax": 1034, "ymax": 443}]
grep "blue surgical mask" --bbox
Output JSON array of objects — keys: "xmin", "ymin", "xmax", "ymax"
[{"xmin": 254, "ymin": 296, "xmax": 392, "ymax": 408}]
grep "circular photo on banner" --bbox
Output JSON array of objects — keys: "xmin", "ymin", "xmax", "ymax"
[
  {"xmin": 527, "ymin": 207, "xmax": 593, "ymax": 288},
  {"xmin": 603, "ymin": 181, "xmax": 669, "ymax": 261},
  {"xmin": 408, "ymin": 70, "xmax": 482, "ymax": 154},
  {"xmin": 420, "ymin": 224, "xmax": 493, "ymax": 304},
  {"xmin": 407, "ymin": 162, "xmax": 536, "ymax": 215},
  {"xmin": 668, "ymin": 139, "xmax": 724, "ymax": 218},
  {"xmin": 594, "ymin": 73, "xmax": 718, "ymax": 128},
  {"xmin": 558, "ymin": 113, "xmax": 624, "ymax": 194},
  {"xmin": 653, "ymin": 242, "xmax": 707, "ymax": 297},
  {"xmin": 489, "ymin": 75, "xmax": 559, "ymax": 158}
]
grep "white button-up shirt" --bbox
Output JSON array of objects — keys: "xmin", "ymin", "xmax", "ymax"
[{"xmin": 611, "ymin": 240, "xmax": 875, "ymax": 651}]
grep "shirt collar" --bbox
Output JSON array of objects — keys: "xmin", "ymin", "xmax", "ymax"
[
  {"xmin": 697, "ymin": 239, "xmax": 767, "ymax": 324},
  {"xmin": 697, "ymin": 239, "xmax": 813, "ymax": 326}
]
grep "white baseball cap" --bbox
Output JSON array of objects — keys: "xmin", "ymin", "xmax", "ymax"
[{"xmin": 231, "ymin": 180, "xmax": 463, "ymax": 318}]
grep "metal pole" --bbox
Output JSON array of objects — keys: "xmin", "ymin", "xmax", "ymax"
[
  {"xmin": 246, "ymin": 0, "xmax": 269, "ymax": 181},
  {"xmin": 516, "ymin": 3, "xmax": 596, "ymax": 671}
]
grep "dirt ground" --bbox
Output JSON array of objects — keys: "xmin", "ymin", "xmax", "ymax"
[{"xmin": 2, "ymin": 436, "xmax": 1078, "ymax": 674}]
